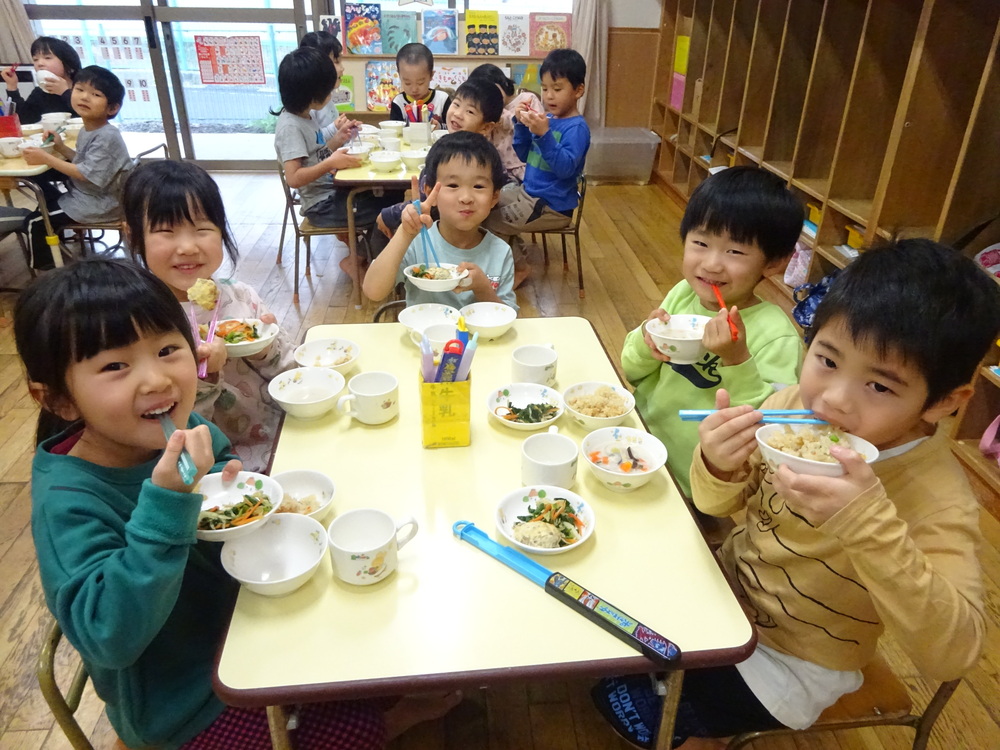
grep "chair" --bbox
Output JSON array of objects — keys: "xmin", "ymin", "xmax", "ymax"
[
  {"xmin": 36, "ymin": 618, "xmax": 96, "ymax": 750},
  {"xmin": 275, "ymin": 161, "xmax": 370, "ymax": 303},
  {"xmin": 0, "ymin": 206, "xmax": 33, "ymax": 290},
  {"xmin": 532, "ymin": 175, "xmax": 588, "ymax": 298},
  {"xmin": 372, "ymin": 282, "xmax": 406, "ymax": 322},
  {"xmin": 724, "ymin": 653, "xmax": 962, "ymax": 750},
  {"xmin": 62, "ymin": 143, "xmax": 169, "ymax": 257}
]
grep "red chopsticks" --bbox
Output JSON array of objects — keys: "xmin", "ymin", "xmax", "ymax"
[{"xmin": 711, "ymin": 283, "xmax": 739, "ymax": 342}]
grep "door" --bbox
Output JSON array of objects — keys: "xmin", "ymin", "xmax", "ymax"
[{"xmin": 25, "ymin": 0, "xmax": 307, "ymax": 169}]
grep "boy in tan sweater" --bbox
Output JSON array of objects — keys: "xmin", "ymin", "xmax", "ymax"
[{"xmin": 595, "ymin": 239, "xmax": 1000, "ymax": 749}]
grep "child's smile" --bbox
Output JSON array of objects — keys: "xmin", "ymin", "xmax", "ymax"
[
  {"xmin": 682, "ymin": 229, "xmax": 782, "ymax": 310},
  {"xmin": 432, "ymin": 156, "xmax": 498, "ymax": 245},
  {"xmin": 143, "ymin": 210, "xmax": 225, "ymax": 302}
]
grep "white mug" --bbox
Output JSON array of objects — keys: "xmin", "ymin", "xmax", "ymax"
[
  {"xmin": 409, "ymin": 322, "xmax": 458, "ymax": 358},
  {"xmin": 327, "ymin": 508, "xmax": 418, "ymax": 585},
  {"xmin": 380, "ymin": 136, "xmax": 402, "ymax": 152},
  {"xmin": 0, "ymin": 137, "xmax": 20, "ymax": 158},
  {"xmin": 521, "ymin": 426, "xmax": 578, "ymax": 488},
  {"xmin": 406, "ymin": 122, "xmax": 431, "ymax": 144},
  {"xmin": 337, "ymin": 371, "xmax": 399, "ymax": 425},
  {"xmin": 512, "ymin": 343, "xmax": 558, "ymax": 386}
]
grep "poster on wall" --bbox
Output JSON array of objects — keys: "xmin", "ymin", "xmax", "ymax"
[
  {"xmin": 345, "ymin": 3, "xmax": 382, "ymax": 54},
  {"xmin": 422, "ymin": 9, "xmax": 458, "ymax": 55},
  {"xmin": 318, "ymin": 15, "xmax": 341, "ymax": 42},
  {"xmin": 382, "ymin": 11, "xmax": 418, "ymax": 56},
  {"xmin": 430, "ymin": 66, "xmax": 468, "ymax": 91},
  {"xmin": 465, "ymin": 10, "xmax": 499, "ymax": 55},
  {"xmin": 529, "ymin": 13, "xmax": 572, "ymax": 57},
  {"xmin": 194, "ymin": 35, "xmax": 265, "ymax": 85},
  {"xmin": 499, "ymin": 15, "xmax": 529, "ymax": 57},
  {"xmin": 365, "ymin": 61, "xmax": 400, "ymax": 111},
  {"xmin": 333, "ymin": 74, "xmax": 355, "ymax": 112}
]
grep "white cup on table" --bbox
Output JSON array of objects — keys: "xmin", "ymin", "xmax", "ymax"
[
  {"xmin": 0, "ymin": 137, "xmax": 20, "ymax": 158},
  {"xmin": 521, "ymin": 426, "xmax": 578, "ymax": 488},
  {"xmin": 337, "ymin": 371, "xmax": 399, "ymax": 425},
  {"xmin": 327, "ymin": 508, "xmax": 418, "ymax": 585},
  {"xmin": 406, "ymin": 122, "xmax": 431, "ymax": 145},
  {"xmin": 512, "ymin": 343, "xmax": 558, "ymax": 386},
  {"xmin": 380, "ymin": 136, "xmax": 402, "ymax": 152}
]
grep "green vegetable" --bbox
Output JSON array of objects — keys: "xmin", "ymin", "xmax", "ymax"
[
  {"xmin": 223, "ymin": 324, "xmax": 260, "ymax": 344},
  {"xmin": 497, "ymin": 401, "xmax": 559, "ymax": 423},
  {"xmin": 198, "ymin": 490, "xmax": 273, "ymax": 530}
]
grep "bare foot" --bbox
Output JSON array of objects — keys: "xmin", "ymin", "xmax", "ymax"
[
  {"xmin": 384, "ymin": 691, "xmax": 463, "ymax": 740},
  {"xmin": 339, "ymin": 254, "xmax": 363, "ymax": 283}
]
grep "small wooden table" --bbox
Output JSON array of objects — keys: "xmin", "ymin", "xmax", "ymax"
[{"xmin": 214, "ymin": 317, "xmax": 755, "ymax": 748}]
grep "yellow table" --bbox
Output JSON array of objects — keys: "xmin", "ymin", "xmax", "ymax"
[
  {"xmin": 214, "ymin": 317, "xmax": 754, "ymax": 748},
  {"xmin": 333, "ymin": 163, "xmax": 421, "ymax": 309}
]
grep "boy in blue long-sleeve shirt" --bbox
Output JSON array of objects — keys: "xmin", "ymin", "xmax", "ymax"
[{"xmin": 484, "ymin": 49, "xmax": 591, "ymax": 281}]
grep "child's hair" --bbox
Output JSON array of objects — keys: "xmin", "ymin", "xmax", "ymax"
[
  {"xmin": 425, "ymin": 131, "xmax": 505, "ymax": 193},
  {"xmin": 274, "ymin": 47, "xmax": 337, "ymax": 114},
  {"xmin": 123, "ymin": 160, "xmax": 239, "ymax": 268},
  {"xmin": 540, "ymin": 49, "xmax": 587, "ymax": 88},
  {"xmin": 468, "ymin": 63, "xmax": 515, "ymax": 97},
  {"xmin": 74, "ymin": 66, "xmax": 126, "ymax": 115},
  {"xmin": 811, "ymin": 238, "xmax": 1000, "ymax": 408},
  {"xmin": 452, "ymin": 78, "xmax": 504, "ymax": 124},
  {"xmin": 14, "ymin": 258, "xmax": 196, "ymax": 445},
  {"xmin": 396, "ymin": 42, "xmax": 434, "ymax": 72},
  {"xmin": 679, "ymin": 166, "xmax": 803, "ymax": 262},
  {"xmin": 30, "ymin": 36, "xmax": 81, "ymax": 81},
  {"xmin": 299, "ymin": 30, "xmax": 343, "ymax": 61}
]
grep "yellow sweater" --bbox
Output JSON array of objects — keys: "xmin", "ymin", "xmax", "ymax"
[{"xmin": 690, "ymin": 385, "xmax": 985, "ymax": 681}]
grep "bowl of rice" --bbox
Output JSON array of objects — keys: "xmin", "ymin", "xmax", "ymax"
[
  {"xmin": 293, "ymin": 338, "xmax": 360, "ymax": 375},
  {"xmin": 403, "ymin": 262, "xmax": 468, "ymax": 292},
  {"xmin": 271, "ymin": 469, "xmax": 336, "ymax": 524},
  {"xmin": 563, "ymin": 381, "xmax": 635, "ymax": 431},
  {"xmin": 756, "ymin": 423, "xmax": 878, "ymax": 477},
  {"xmin": 581, "ymin": 427, "xmax": 667, "ymax": 492},
  {"xmin": 645, "ymin": 314, "xmax": 712, "ymax": 364}
]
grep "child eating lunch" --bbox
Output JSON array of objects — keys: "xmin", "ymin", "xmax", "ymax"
[
  {"xmin": 17, "ymin": 258, "xmax": 459, "ymax": 750},
  {"xmin": 389, "ymin": 43, "xmax": 451, "ymax": 127},
  {"xmin": 123, "ymin": 159, "xmax": 296, "ymax": 473},
  {"xmin": 1, "ymin": 36, "xmax": 80, "ymax": 125},
  {"xmin": 620, "ymin": 166, "xmax": 806, "ymax": 498},
  {"xmin": 596, "ymin": 239, "xmax": 999, "ymax": 748},
  {"xmin": 363, "ymin": 131, "xmax": 517, "ymax": 310}
]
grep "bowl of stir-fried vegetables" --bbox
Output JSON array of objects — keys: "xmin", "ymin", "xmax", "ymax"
[
  {"xmin": 486, "ymin": 383, "xmax": 564, "ymax": 432},
  {"xmin": 211, "ymin": 318, "xmax": 280, "ymax": 357},
  {"xmin": 496, "ymin": 485, "xmax": 594, "ymax": 555},
  {"xmin": 581, "ymin": 427, "xmax": 667, "ymax": 492},
  {"xmin": 195, "ymin": 471, "xmax": 283, "ymax": 541},
  {"xmin": 403, "ymin": 262, "xmax": 468, "ymax": 292}
]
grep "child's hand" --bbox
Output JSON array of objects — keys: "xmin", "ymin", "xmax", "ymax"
[
  {"xmin": 326, "ymin": 150, "xmax": 362, "ymax": 171},
  {"xmin": 517, "ymin": 108, "xmax": 549, "ymax": 137},
  {"xmin": 642, "ymin": 308, "xmax": 674, "ymax": 362},
  {"xmin": 328, "ymin": 117, "xmax": 361, "ymax": 150},
  {"xmin": 772, "ymin": 447, "xmax": 879, "ymax": 525},
  {"xmin": 400, "ymin": 182, "xmax": 438, "ymax": 237},
  {"xmin": 1, "ymin": 66, "xmax": 17, "ymax": 90},
  {"xmin": 456, "ymin": 261, "xmax": 493, "ymax": 298},
  {"xmin": 39, "ymin": 76, "xmax": 70, "ymax": 96},
  {"xmin": 376, "ymin": 212, "xmax": 393, "ymax": 239},
  {"xmin": 152, "ymin": 423, "xmax": 219, "ymax": 493},
  {"xmin": 21, "ymin": 146, "xmax": 52, "ymax": 166},
  {"xmin": 698, "ymin": 389, "xmax": 761, "ymax": 480},
  {"xmin": 197, "ymin": 337, "xmax": 228, "ymax": 375},
  {"xmin": 247, "ymin": 313, "xmax": 278, "ymax": 361},
  {"xmin": 703, "ymin": 306, "xmax": 750, "ymax": 366}
]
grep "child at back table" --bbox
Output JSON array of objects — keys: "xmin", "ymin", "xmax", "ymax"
[
  {"xmin": 123, "ymin": 160, "xmax": 297, "ymax": 473},
  {"xmin": 468, "ymin": 63, "xmax": 542, "ymax": 182},
  {"xmin": 363, "ymin": 131, "xmax": 517, "ymax": 310},
  {"xmin": 21, "ymin": 65, "xmax": 132, "ymax": 270},
  {"xmin": 621, "ymin": 166, "xmax": 805, "ymax": 498},
  {"xmin": 1, "ymin": 36, "xmax": 80, "ymax": 125},
  {"xmin": 617, "ymin": 239, "xmax": 998, "ymax": 748},
  {"xmin": 390, "ymin": 43, "xmax": 451, "ymax": 127},
  {"xmin": 16, "ymin": 258, "xmax": 455, "ymax": 750}
]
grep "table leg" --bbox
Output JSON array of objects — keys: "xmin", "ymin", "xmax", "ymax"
[
  {"xmin": 13, "ymin": 179, "xmax": 63, "ymax": 268},
  {"xmin": 345, "ymin": 186, "xmax": 366, "ymax": 310},
  {"xmin": 655, "ymin": 670, "xmax": 684, "ymax": 750},
  {"xmin": 266, "ymin": 705, "xmax": 294, "ymax": 750}
]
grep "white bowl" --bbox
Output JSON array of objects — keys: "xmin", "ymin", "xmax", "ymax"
[
  {"xmin": 403, "ymin": 262, "xmax": 468, "ymax": 292},
  {"xmin": 40, "ymin": 110, "xmax": 70, "ymax": 125},
  {"xmin": 581, "ymin": 427, "xmax": 667, "ymax": 492},
  {"xmin": 63, "ymin": 123, "xmax": 83, "ymax": 138},
  {"xmin": 221, "ymin": 513, "xmax": 327, "ymax": 596},
  {"xmin": 755, "ymin": 423, "xmax": 878, "ymax": 477},
  {"xmin": 496, "ymin": 485, "xmax": 595, "ymax": 556},
  {"xmin": 67, "ymin": 117, "xmax": 84, "ymax": 126},
  {"xmin": 271, "ymin": 469, "xmax": 336, "ymax": 524},
  {"xmin": 563, "ymin": 381, "xmax": 636, "ymax": 431},
  {"xmin": 358, "ymin": 123, "xmax": 380, "ymax": 135},
  {"xmin": 400, "ymin": 149, "xmax": 428, "ymax": 170},
  {"xmin": 645, "ymin": 315, "xmax": 712, "ymax": 364},
  {"xmin": 487, "ymin": 383, "xmax": 564, "ymax": 432},
  {"xmin": 196, "ymin": 471, "xmax": 283, "ymax": 542},
  {"xmin": 398, "ymin": 303, "xmax": 461, "ymax": 343},
  {"xmin": 370, "ymin": 151, "xmax": 402, "ymax": 173},
  {"xmin": 379, "ymin": 120, "xmax": 404, "ymax": 135},
  {"xmin": 459, "ymin": 302, "xmax": 517, "ymax": 340},
  {"xmin": 431, "ymin": 129, "xmax": 449, "ymax": 143},
  {"xmin": 214, "ymin": 318, "xmax": 279, "ymax": 357},
  {"xmin": 18, "ymin": 139, "xmax": 54, "ymax": 155},
  {"xmin": 346, "ymin": 142, "xmax": 375, "ymax": 163},
  {"xmin": 20, "ymin": 123, "xmax": 43, "ymax": 137},
  {"xmin": 268, "ymin": 367, "xmax": 346, "ymax": 420},
  {"xmin": 293, "ymin": 337, "xmax": 360, "ymax": 374}
]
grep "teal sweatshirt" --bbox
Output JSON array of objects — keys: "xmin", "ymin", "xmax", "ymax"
[
  {"xmin": 30, "ymin": 414, "xmax": 239, "ymax": 749},
  {"xmin": 621, "ymin": 280, "xmax": 804, "ymax": 497}
]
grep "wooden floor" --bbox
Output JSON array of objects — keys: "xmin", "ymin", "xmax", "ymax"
[{"xmin": 1, "ymin": 174, "xmax": 999, "ymax": 749}]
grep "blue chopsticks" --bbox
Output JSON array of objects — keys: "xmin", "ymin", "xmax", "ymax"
[
  {"xmin": 679, "ymin": 409, "xmax": 827, "ymax": 425},
  {"xmin": 412, "ymin": 199, "xmax": 440, "ymax": 267}
]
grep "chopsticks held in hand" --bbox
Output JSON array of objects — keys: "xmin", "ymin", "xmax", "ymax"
[
  {"xmin": 710, "ymin": 283, "xmax": 740, "ymax": 342},
  {"xmin": 679, "ymin": 409, "xmax": 828, "ymax": 425},
  {"xmin": 412, "ymin": 198, "xmax": 440, "ymax": 267},
  {"xmin": 188, "ymin": 302, "xmax": 221, "ymax": 379}
]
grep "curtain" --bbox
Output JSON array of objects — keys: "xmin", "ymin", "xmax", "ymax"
[
  {"xmin": 0, "ymin": 0, "xmax": 34, "ymax": 64},
  {"xmin": 572, "ymin": 0, "xmax": 607, "ymax": 128}
]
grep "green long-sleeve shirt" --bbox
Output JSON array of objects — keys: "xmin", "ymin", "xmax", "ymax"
[
  {"xmin": 31, "ymin": 414, "xmax": 239, "ymax": 749},
  {"xmin": 621, "ymin": 280, "xmax": 804, "ymax": 497}
]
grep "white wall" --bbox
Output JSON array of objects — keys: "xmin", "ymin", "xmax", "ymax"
[{"xmin": 609, "ymin": 0, "xmax": 662, "ymax": 29}]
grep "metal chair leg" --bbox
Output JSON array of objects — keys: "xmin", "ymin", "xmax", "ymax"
[
  {"xmin": 561, "ymin": 235, "xmax": 569, "ymax": 271},
  {"xmin": 305, "ymin": 235, "xmax": 312, "ymax": 277},
  {"xmin": 576, "ymin": 232, "xmax": 584, "ymax": 298},
  {"xmin": 277, "ymin": 203, "xmax": 289, "ymax": 264},
  {"xmin": 293, "ymin": 235, "xmax": 301, "ymax": 303}
]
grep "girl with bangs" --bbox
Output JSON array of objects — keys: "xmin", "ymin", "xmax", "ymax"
[
  {"xmin": 123, "ymin": 160, "xmax": 296, "ymax": 473},
  {"xmin": 15, "ymin": 258, "xmax": 399, "ymax": 748}
]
